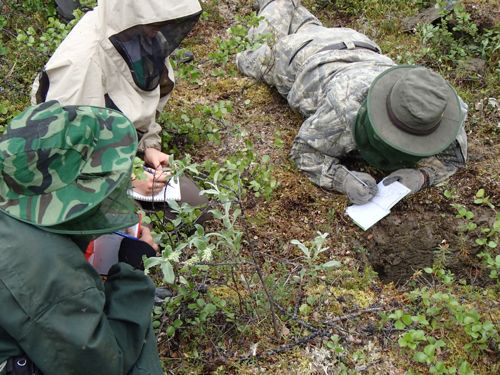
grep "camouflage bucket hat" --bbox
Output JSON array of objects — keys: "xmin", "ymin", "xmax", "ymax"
[
  {"xmin": 367, "ymin": 65, "xmax": 464, "ymax": 157},
  {"xmin": 0, "ymin": 100, "xmax": 139, "ymax": 235}
]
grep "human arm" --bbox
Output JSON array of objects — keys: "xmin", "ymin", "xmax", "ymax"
[
  {"xmin": 290, "ymin": 141, "xmax": 377, "ymax": 204},
  {"xmin": 138, "ymin": 61, "xmax": 172, "ymax": 170},
  {"xmin": 137, "ymin": 58, "xmax": 175, "ymax": 153},
  {"xmin": 119, "ymin": 232, "xmax": 158, "ymax": 270},
  {"xmin": 0, "ymin": 214, "xmax": 162, "ymax": 375},
  {"xmin": 0, "ymin": 262, "xmax": 160, "ymax": 375},
  {"xmin": 121, "ymin": 225, "xmax": 159, "ymax": 256},
  {"xmin": 143, "ymin": 147, "xmax": 170, "ymax": 169},
  {"xmin": 158, "ymin": 58, "xmax": 175, "ymax": 109},
  {"xmin": 289, "ymin": 89, "xmax": 378, "ymax": 204},
  {"xmin": 30, "ymin": 11, "xmax": 104, "ymax": 106},
  {"xmin": 31, "ymin": 42, "xmax": 106, "ymax": 107}
]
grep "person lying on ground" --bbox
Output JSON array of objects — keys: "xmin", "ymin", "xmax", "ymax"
[
  {"xmin": 0, "ymin": 101, "xmax": 163, "ymax": 375},
  {"xmin": 237, "ymin": 0, "xmax": 467, "ymax": 204},
  {"xmin": 31, "ymin": 0, "xmax": 209, "ymax": 218}
]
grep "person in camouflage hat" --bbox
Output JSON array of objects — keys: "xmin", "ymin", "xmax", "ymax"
[
  {"xmin": 237, "ymin": 0, "xmax": 467, "ymax": 204},
  {"xmin": 0, "ymin": 101, "xmax": 163, "ymax": 375}
]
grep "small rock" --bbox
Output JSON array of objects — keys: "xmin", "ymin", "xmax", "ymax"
[
  {"xmin": 458, "ymin": 57, "xmax": 487, "ymax": 76},
  {"xmin": 402, "ymin": 1, "xmax": 455, "ymax": 32},
  {"xmin": 487, "ymin": 97, "xmax": 499, "ymax": 110}
]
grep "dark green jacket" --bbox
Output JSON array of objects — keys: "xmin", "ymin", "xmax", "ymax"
[{"xmin": 0, "ymin": 212, "xmax": 162, "ymax": 375}]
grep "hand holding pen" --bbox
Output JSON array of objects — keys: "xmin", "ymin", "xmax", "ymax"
[
  {"xmin": 143, "ymin": 147, "xmax": 170, "ymax": 170},
  {"xmin": 341, "ymin": 166, "xmax": 378, "ymax": 204},
  {"xmin": 131, "ymin": 166, "xmax": 170, "ymax": 195},
  {"xmin": 143, "ymin": 165, "xmax": 172, "ymax": 176}
]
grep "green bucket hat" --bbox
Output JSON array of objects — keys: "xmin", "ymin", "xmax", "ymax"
[
  {"xmin": 0, "ymin": 100, "xmax": 138, "ymax": 235},
  {"xmin": 366, "ymin": 65, "xmax": 464, "ymax": 157}
]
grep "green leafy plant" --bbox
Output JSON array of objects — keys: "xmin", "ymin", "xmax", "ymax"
[
  {"xmin": 0, "ymin": 100, "xmax": 16, "ymax": 134},
  {"xmin": 473, "ymin": 188, "xmax": 495, "ymax": 209},
  {"xmin": 417, "ymin": 1, "xmax": 499, "ymax": 66},
  {"xmin": 158, "ymin": 100, "xmax": 234, "ymax": 152},
  {"xmin": 171, "ymin": 48, "xmax": 202, "ymax": 84},
  {"xmin": 389, "ymin": 278, "xmax": 498, "ymax": 373},
  {"xmin": 142, "ymin": 138, "xmax": 278, "ymax": 339},
  {"xmin": 388, "ymin": 309, "xmax": 414, "ymax": 330},
  {"xmin": 443, "ymin": 188, "xmax": 459, "ymax": 200},
  {"xmin": 289, "ymin": 232, "xmax": 341, "ymax": 317},
  {"xmin": 208, "ymin": 12, "xmax": 272, "ymax": 75},
  {"xmin": 291, "ymin": 232, "xmax": 341, "ymax": 271},
  {"xmin": 15, "ymin": 12, "xmax": 83, "ymax": 54},
  {"xmin": 9, "ymin": 0, "xmax": 56, "ymax": 14},
  {"xmin": 450, "ymin": 191, "xmax": 499, "ymax": 281},
  {"xmin": 0, "ymin": 16, "xmax": 7, "ymax": 56}
]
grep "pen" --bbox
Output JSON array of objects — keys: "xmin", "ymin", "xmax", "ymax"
[
  {"xmin": 143, "ymin": 166, "xmax": 156, "ymax": 174},
  {"xmin": 341, "ymin": 166, "xmax": 368, "ymax": 187},
  {"xmin": 113, "ymin": 231, "xmax": 139, "ymax": 240},
  {"xmin": 143, "ymin": 165, "xmax": 171, "ymax": 175}
]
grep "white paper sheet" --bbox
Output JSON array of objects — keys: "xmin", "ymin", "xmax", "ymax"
[
  {"xmin": 128, "ymin": 177, "xmax": 181, "ymax": 202},
  {"xmin": 371, "ymin": 181, "xmax": 412, "ymax": 210},
  {"xmin": 345, "ymin": 181, "xmax": 411, "ymax": 231}
]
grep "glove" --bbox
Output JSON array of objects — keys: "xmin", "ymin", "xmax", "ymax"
[
  {"xmin": 382, "ymin": 168, "xmax": 427, "ymax": 193},
  {"xmin": 342, "ymin": 171, "xmax": 378, "ymax": 204}
]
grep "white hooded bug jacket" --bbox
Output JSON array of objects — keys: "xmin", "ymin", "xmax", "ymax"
[{"xmin": 31, "ymin": 0, "xmax": 202, "ymax": 151}]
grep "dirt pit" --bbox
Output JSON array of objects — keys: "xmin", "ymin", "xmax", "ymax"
[{"xmin": 362, "ymin": 208, "xmax": 492, "ymax": 285}]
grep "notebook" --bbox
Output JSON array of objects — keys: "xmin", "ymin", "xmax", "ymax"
[
  {"xmin": 88, "ymin": 234, "xmax": 123, "ymax": 275},
  {"xmin": 87, "ymin": 223, "xmax": 141, "ymax": 275},
  {"xmin": 345, "ymin": 181, "xmax": 411, "ymax": 231},
  {"xmin": 128, "ymin": 177, "xmax": 181, "ymax": 202}
]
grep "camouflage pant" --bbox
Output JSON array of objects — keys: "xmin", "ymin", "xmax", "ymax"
[
  {"xmin": 237, "ymin": 0, "xmax": 323, "ymax": 94},
  {"xmin": 237, "ymin": 0, "xmax": 467, "ymax": 192},
  {"xmin": 236, "ymin": 0, "xmax": 392, "ymax": 192},
  {"xmin": 237, "ymin": 0, "xmax": 384, "ymax": 110}
]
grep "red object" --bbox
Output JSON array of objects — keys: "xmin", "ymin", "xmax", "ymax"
[
  {"xmin": 84, "ymin": 241, "xmax": 94, "ymax": 261},
  {"xmin": 136, "ymin": 212, "xmax": 143, "ymax": 237}
]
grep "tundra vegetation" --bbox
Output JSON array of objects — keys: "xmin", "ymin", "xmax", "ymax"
[{"xmin": 0, "ymin": 0, "xmax": 498, "ymax": 373}]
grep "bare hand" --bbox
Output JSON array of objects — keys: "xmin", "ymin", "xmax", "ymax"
[
  {"xmin": 138, "ymin": 226, "xmax": 159, "ymax": 252},
  {"xmin": 144, "ymin": 148, "xmax": 169, "ymax": 169},
  {"xmin": 132, "ymin": 169, "xmax": 168, "ymax": 195}
]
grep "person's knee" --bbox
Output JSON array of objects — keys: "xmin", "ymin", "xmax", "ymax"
[
  {"xmin": 178, "ymin": 176, "xmax": 211, "ymax": 224},
  {"xmin": 179, "ymin": 176, "xmax": 207, "ymax": 207}
]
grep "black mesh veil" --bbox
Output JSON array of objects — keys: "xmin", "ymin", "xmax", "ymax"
[{"xmin": 110, "ymin": 11, "xmax": 201, "ymax": 91}]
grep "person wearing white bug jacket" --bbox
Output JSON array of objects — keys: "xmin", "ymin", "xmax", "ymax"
[{"xmin": 31, "ymin": 0, "xmax": 206, "ymax": 203}]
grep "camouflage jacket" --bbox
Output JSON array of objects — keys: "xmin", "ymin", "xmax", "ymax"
[{"xmin": 237, "ymin": 0, "xmax": 467, "ymax": 193}]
